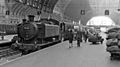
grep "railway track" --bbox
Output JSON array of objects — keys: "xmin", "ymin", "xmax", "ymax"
[
  {"xmin": 0, "ymin": 46, "xmax": 22, "ymax": 62},
  {"xmin": 0, "ymin": 40, "xmax": 61, "ymax": 58},
  {"xmin": 0, "ymin": 40, "xmax": 62, "ymax": 66}
]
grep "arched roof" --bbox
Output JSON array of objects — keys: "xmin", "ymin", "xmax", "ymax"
[
  {"xmin": 5, "ymin": 0, "xmax": 120, "ymax": 25},
  {"xmin": 6, "ymin": 0, "xmax": 59, "ymax": 17}
]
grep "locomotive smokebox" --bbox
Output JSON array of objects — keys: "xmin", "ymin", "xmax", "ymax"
[{"xmin": 28, "ymin": 15, "xmax": 35, "ymax": 22}]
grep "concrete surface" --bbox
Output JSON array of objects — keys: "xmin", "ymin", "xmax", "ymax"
[{"xmin": 1, "ymin": 33, "xmax": 120, "ymax": 67}]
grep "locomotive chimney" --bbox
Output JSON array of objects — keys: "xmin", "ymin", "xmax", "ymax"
[
  {"xmin": 22, "ymin": 19, "xmax": 27, "ymax": 23},
  {"xmin": 28, "ymin": 15, "xmax": 35, "ymax": 22}
]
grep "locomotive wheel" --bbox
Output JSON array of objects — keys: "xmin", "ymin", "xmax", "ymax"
[
  {"xmin": 11, "ymin": 43, "xmax": 18, "ymax": 50},
  {"xmin": 22, "ymin": 50, "xmax": 30, "ymax": 55},
  {"xmin": 34, "ymin": 40, "xmax": 39, "ymax": 50},
  {"xmin": 32, "ymin": 46, "xmax": 37, "ymax": 52},
  {"xmin": 36, "ymin": 46, "xmax": 41, "ymax": 50}
]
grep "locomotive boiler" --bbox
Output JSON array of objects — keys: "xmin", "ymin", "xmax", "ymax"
[{"xmin": 11, "ymin": 15, "xmax": 60, "ymax": 53}]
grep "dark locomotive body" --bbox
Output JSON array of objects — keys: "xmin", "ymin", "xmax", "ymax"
[
  {"xmin": 11, "ymin": 15, "xmax": 60, "ymax": 52},
  {"xmin": 18, "ymin": 22, "xmax": 59, "ymax": 43},
  {"xmin": 16, "ymin": 22, "xmax": 59, "ymax": 51}
]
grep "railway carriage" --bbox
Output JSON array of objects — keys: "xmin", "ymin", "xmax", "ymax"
[{"xmin": 0, "ymin": 24, "xmax": 17, "ymax": 35}]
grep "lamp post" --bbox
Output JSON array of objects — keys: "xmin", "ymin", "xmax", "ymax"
[{"xmin": 79, "ymin": 20, "xmax": 81, "ymax": 25}]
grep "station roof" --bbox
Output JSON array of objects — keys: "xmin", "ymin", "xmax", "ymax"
[
  {"xmin": 8, "ymin": 0, "xmax": 59, "ymax": 16},
  {"xmin": 6, "ymin": 0, "xmax": 120, "ymax": 25}
]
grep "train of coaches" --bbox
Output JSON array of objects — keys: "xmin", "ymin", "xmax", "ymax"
[{"xmin": 0, "ymin": 24, "xmax": 17, "ymax": 35}]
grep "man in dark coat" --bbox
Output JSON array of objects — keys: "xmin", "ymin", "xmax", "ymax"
[
  {"xmin": 82, "ymin": 29, "xmax": 88, "ymax": 42},
  {"xmin": 76, "ymin": 29, "xmax": 83, "ymax": 47},
  {"xmin": 68, "ymin": 29, "xmax": 74, "ymax": 48}
]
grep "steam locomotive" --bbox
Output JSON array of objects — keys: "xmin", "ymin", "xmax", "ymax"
[{"xmin": 11, "ymin": 15, "xmax": 74, "ymax": 53}]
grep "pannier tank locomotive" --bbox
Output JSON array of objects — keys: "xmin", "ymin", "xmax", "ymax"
[{"xmin": 11, "ymin": 15, "xmax": 60, "ymax": 53}]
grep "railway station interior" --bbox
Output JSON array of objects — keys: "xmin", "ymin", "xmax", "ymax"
[{"xmin": 1, "ymin": 0, "xmax": 120, "ymax": 67}]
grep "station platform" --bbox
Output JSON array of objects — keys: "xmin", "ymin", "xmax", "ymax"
[
  {"xmin": 0, "ymin": 35, "xmax": 16, "ymax": 44},
  {"xmin": 1, "ymin": 37, "xmax": 120, "ymax": 67}
]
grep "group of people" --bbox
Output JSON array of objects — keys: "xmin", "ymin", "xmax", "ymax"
[{"xmin": 67, "ymin": 28, "xmax": 88, "ymax": 48}]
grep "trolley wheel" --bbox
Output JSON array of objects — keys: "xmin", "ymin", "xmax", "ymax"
[
  {"xmin": 110, "ymin": 56, "xmax": 114, "ymax": 60},
  {"xmin": 111, "ymin": 53, "xmax": 114, "ymax": 57},
  {"xmin": 110, "ymin": 53, "xmax": 118, "ymax": 60},
  {"xmin": 92, "ymin": 42, "xmax": 96, "ymax": 44},
  {"xmin": 100, "ymin": 39, "xmax": 104, "ymax": 44}
]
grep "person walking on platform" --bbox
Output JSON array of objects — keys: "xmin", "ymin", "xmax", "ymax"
[
  {"xmin": 83, "ymin": 29, "xmax": 88, "ymax": 42},
  {"xmin": 76, "ymin": 29, "xmax": 83, "ymax": 47},
  {"xmin": 68, "ymin": 29, "xmax": 74, "ymax": 48}
]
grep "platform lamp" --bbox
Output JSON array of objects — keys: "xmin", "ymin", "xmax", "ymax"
[
  {"xmin": 79, "ymin": 20, "xmax": 81, "ymax": 25},
  {"xmin": 80, "ymin": 10, "xmax": 85, "ymax": 15},
  {"xmin": 105, "ymin": 10, "xmax": 109, "ymax": 15},
  {"xmin": 118, "ymin": 0, "xmax": 120, "ymax": 11}
]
